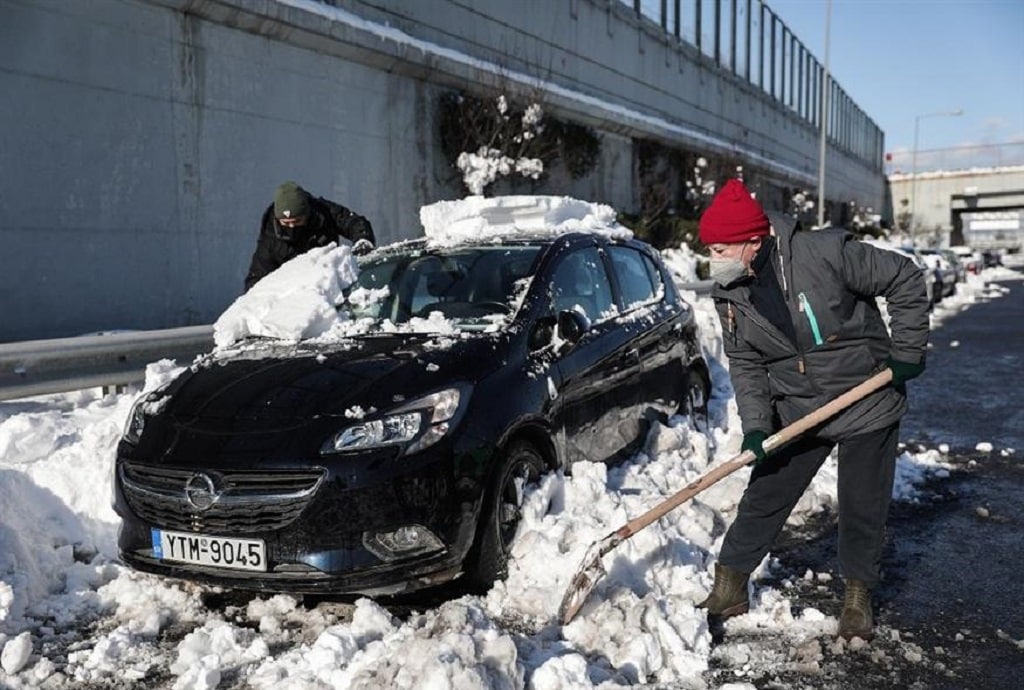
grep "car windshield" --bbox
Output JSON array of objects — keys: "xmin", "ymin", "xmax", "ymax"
[{"xmin": 341, "ymin": 245, "xmax": 542, "ymax": 333}]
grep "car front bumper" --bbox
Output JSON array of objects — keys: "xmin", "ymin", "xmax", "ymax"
[{"xmin": 113, "ymin": 436, "xmax": 490, "ymax": 595}]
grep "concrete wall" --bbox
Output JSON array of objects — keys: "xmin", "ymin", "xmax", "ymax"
[
  {"xmin": 347, "ymin": 0, "xmax": 883, "ymax": 203},
  {"xmin": 1, "ymin": 0, "xmax": 884, "ymax": 341}
]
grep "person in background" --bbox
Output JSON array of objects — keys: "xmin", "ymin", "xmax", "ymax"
[
  {"xmin": 695, "ymin": 179, "xmax": 930, "ymax": 641},
  {"xmin": 244, "ymin": 181, "xmax": 375, "ymax": 291}
]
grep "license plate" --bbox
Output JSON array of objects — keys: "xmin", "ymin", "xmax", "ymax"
[{"xmin": 151, "ymin": 528, "xmax": 267, "ymax": 572}]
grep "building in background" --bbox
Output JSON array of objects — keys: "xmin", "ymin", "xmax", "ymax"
[{"xmin": 887, "ymin": 165, "xmax": 1024, "ymax": 251}]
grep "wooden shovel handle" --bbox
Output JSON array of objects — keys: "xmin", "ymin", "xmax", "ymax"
[{"xmin": 613, "ymin": 368, "xmax": 894, "ymax": 541}]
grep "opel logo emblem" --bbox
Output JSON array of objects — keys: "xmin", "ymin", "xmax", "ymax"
[{"xmin": 184, "ymin": 473, "xmax": 218, "ymax": 512}]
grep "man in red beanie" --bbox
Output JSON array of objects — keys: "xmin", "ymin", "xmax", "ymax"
[{"xmin": 695, "ymin": 178, "xmax": 930, "ymax": 642}]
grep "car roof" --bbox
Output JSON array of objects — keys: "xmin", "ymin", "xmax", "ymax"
[{"xmin": 370, "ymin": 231, "xmax": 653, "ymax": 257}]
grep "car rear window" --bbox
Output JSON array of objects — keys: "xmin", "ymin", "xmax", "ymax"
[
  {"xmin": 607, "ymin": 246, "xmax": 661, "ymax": 309},
  {"xmin": 549, "ymin": 247, "xmax": 616, "ymax": 322}
]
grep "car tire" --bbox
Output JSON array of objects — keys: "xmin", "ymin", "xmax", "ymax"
[
  {"xmin": 681, "ymin": 368, "xmax": 711, "ymax": 432},
  {"xmin": 465, "ymin": 441, "xmax": 544, "ymax": 590}
]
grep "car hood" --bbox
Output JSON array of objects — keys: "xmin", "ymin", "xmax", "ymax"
[{"xmin": 161, "ymin": 334, "xmax": 505, "ymax": 426}]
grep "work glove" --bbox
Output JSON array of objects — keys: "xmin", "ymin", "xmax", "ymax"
[
  {"xmin": 352, "ymin": 238, "xmax": 374, "ymax": 256},
  {"xmin": 886, "ymin": 356, "xmax": 926, "ymax": 386},
  {"xmin": 741, "ymin": 430, "xmax": 769, "ymax": 465}
]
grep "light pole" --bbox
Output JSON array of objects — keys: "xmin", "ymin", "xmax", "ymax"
[
  {"xmin": 909, "ymin": 109, "xmax": 963, "ymax": 246},
  {"xmin": 816, "ymin": 0, "xmax": 832, "ymax": 229}
]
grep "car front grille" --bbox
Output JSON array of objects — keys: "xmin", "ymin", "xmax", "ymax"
[{"xmin": 120, "ymin": 462, "xmax": 326, "ymax": 534}]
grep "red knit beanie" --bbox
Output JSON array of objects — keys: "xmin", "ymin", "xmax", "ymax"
[{"xmin": 698, "ymin": 179, "xmax": 770, "ymax": 244}]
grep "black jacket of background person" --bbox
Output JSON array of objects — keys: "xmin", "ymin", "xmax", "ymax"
[{"xmin": 244, "ymin": 197, "xmax": 375, "ymax": 291}]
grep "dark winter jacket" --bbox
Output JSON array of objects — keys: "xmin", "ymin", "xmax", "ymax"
[
  {"xmin": 711, "ymin": 212, "xmax": 930, "ymax": 441},
  {"xmin": 244, "ymin": 197, "xmax": 375, "ymax": 291}
]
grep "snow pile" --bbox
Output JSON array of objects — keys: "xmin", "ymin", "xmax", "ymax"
[
  {"xmin": 213, "ymin": 244, "xmax": 360, "ymax": 348},
  {"xmin": 0, "ymin": 361, "xmax": 185, "ymax": 634},
  {"xmin": 660, "ymin": 242, "xmax": 702, "ymax": 284},
  {"xmin": 0, "ymin": 351, "xmax": 971, "ymax": 688},
  {"xmin": 419, "ymin": 195, "xmax": 631, "ymax": 246}
]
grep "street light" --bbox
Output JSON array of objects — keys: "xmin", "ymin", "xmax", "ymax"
[
  {"xmin": 816, "ymin": 0, "xmax": 833, "ymax": 229},
  {"xmin": 910, "ymin": 108, "xmax": 963, "ymax": 246}
]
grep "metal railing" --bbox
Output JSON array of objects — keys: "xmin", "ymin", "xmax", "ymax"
[
  {"xmin": 0, "ymin": 281, "xmax": 713, "ymax": 401},
  {"xmin": 0, "ymin": 326, "xmax": 214, "ymax": 401},
  {"xmin": 626, "ymin": 0, "xmax": 883, "ymax": 170}
]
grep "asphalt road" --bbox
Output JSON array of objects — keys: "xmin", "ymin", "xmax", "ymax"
[
  {"xmin": 705, "ymin": 269, "xmax": 1024, "ymax": 690},
  {"xmin": 902, "ymin": 271, "xmax": 1024, "ymax": 450}
]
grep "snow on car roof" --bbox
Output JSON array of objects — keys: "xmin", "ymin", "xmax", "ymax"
[{"xmin": 419, "ymin": 195, "xmax": 632, "ymax": 247}]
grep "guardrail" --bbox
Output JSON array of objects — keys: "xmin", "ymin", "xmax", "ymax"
[
  {"xmin": 0, "ymin": 326, "xmax": 214, "ymax": 401},
  {"xmin": 0, "ymin": 281, "xmax": 713, "ymax": 401},
  {"xmin": 680, "ymin": 280, "xmax": 713, "ymax": 295}
]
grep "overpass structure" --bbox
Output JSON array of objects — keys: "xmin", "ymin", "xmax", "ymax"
[
  {"xmin": 1, "ymin": 0, "xmax": 886, "ymax": 341},
  {"xmin": 888, "ymin": 166, "xmax": 1024, "ymax": 251}
]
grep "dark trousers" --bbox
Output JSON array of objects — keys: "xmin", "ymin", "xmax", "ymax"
[{"xmin": 719, "ymin": 422, "xmax": 900, "ymax": 586}]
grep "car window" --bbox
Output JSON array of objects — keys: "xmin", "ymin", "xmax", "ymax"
[
  {"xmin": 549, "ymin": 247, "xmax": 615, "ymax": 323},
  {"xmin": 346, "ymin": 246, "xmax": 540, "ymax": 329},
  {"xmin": 607, "ymin": 246, "xmax": 660, "ymax": 310}
]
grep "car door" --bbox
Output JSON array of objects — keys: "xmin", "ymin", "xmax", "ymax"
[
  {"xmin": 605, "ymin": 245, "xmax": 685, "ymax": 421},
  {"xmin": 546, "ymin": 244, "xmax": 642, "ymax": 465}
]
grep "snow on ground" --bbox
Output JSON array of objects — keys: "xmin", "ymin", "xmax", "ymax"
[{"xmin": 0, "ymin": 199, "xmax": 1015, "ymax": 688}]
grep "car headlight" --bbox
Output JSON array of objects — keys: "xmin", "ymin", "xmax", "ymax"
[
  {"xmin": 321, "ymin": 385, "xmax": 469, "ymax": 455},
  {"xmin": 122, "ymin": 397, "xmax": 148, "ymax": 445}
]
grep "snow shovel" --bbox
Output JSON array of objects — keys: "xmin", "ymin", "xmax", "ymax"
[{"xmin": 557, "ymin": 368, "xmax": 894, "ymax": 625}]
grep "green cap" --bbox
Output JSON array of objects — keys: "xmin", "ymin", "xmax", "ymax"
[{"xmin": 274, "ymin": 181, "xmax": 310, "ymax": 220}]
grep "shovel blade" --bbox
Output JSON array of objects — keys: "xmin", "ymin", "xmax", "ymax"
[{"xmin": 557, "ymin": 535, "xmax": 617, "ymax": 625}]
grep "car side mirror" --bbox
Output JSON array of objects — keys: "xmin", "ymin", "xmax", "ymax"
[
  {"xmin": 557, "ymin": 309, "xmax": 591, "ymax": 347},
  {"xmin": 528, "ymin": 316, "xmax": 557, "ymax": 352}
]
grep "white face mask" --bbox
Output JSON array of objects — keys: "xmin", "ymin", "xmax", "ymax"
[
  {"xmin": 709, "ymin": 258, "xmax": 749, "ymax": 286},
  {"xmin": 709, "ymin": 240, "xmax": 755, "ymax": 286}
]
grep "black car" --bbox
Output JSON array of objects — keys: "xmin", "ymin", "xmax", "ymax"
[{"xmin": 113, "ymin": 230, "xmax": 709, "ymax": 596}]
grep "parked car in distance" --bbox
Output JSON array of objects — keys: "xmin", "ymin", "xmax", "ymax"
[
  {"xmin": 938, "ymin": 249, "xmax": 966, "ymax": 283},
  {"xmin": 865, "ymin": 242, "xmax": 938, "ymax": 307},
  {"xmin": 949, "ymin": 245, "xmax": 983, "ymax": 275},
  {"xmin": 981, "ymin": 249, "xmax": 1003, "ymax": 268},
  {"xmin": 113, "ymin": 197, "xmax": 710, "ymax": 597},
  {"xmin": 915, "ymin": 249, "xmax": 956, "ymax": 298}
]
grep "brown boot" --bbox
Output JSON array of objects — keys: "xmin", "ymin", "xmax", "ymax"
[
  {"xmin": 838, "ymin": 579, "xmax": 875, "ymax": 641},
  {"xmin": 696, "ymin": 563, "xmax": 749, "ymax": 619}
]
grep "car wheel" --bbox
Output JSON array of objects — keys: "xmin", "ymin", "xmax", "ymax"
[
  {"xmin": 465, "ymin": 441, "xmax": 544, "ymax": 590},
  {"xmin": 681, "ymin": 368, "xmax": 711, "ymax": 431}
]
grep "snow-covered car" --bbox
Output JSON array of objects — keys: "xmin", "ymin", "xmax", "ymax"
[
  {"xmin": 916, "ymin": 249, "xmax": 956, "ymax": 297},
  {"xmin": 938, "ymin": 249, "xmax": 966, "ymax": 283},
  {"xmin": 112, "ymin": 196, "xmax": 710, "ymax": 596},
  {"xmin": 949, "ymin": 245, "xmax": 983, "ymax": 275},
  {"xmin": 863, "ymin": 241, "xmax": 938, "ymax": 307}
]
